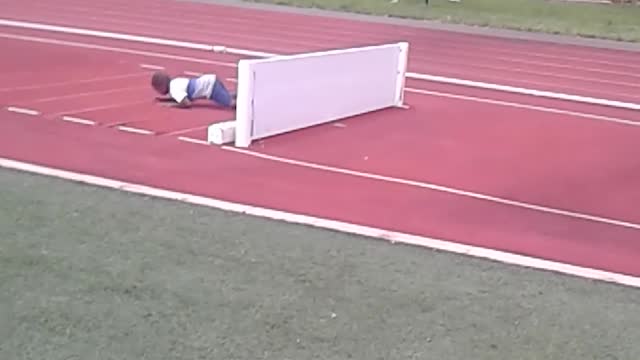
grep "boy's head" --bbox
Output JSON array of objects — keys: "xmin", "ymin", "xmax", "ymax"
[{"xmin": 151, "ymin": 71, "xmax": 171, "ymax": 94}]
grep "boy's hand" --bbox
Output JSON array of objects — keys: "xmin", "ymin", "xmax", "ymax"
[
  {"xmin": 154, "ymin": 95, "xmax": 173, "ymax": 102},
  {"xmin": 173, "ymin": 98, "xmax": 192, "ymax": 108}
]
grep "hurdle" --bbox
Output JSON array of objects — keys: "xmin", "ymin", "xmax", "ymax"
[{"xmin": 208, "ymin": 42, "xmax": 409, "ymax": 147}]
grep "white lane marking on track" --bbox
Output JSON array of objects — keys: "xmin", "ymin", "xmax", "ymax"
[
  {"xmin": 47, "ymin": 100, "xmax": 150, "ymax": 118},
  {"xmin": 61, "ymin": 116, "xmax": 96, "ymax": 125},
  {"xmin": 140, "ymin": 63, "xmax": 165, "ymax": 70},
  {"xmin": 2, "ymin": 18, "xmax": 639, "ymax": 111},
  {"xmin": 178, "ymin": 136, "xmax": 209, "ymax": 145},
  {"xmin": 406, "ymin": 87, "xmax": 640, "ymax": 127},
  {"xmin": 0, "ymin": 32, "xmax": 237, "ymax": 67},
  {"xmin": 0, "ymin": 71, "xmax": 150, "ymax": 92},
  {"xmin": 163, "ymin": 125, "xmax": 210, "ymax": 136},
  {"xmin": 184, "ymin": 70, "xmax": 202, "ymax": 76},
  {"xmin": 6, "ymin": 106, "xmax": 40, "ymax": 116},
  {"xmin": 0, "ymin": 157, "xmax": 639, "ymax": 289},
  {"xmin": 222, "ymin": 146, "xmax": 640, "ymax": 231},
  {"xmin": 28, "ymin": 86, "xmax": 146, "ymax": 104},
  {"xmin": 118, "ymin": 126, "xmax": 154, "ymax": 135},
  {"xmin": 1, "ymin": 31, "xmax": 636, "ymax": 128}
]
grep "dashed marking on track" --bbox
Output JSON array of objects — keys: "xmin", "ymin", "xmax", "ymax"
[
  {"xmin": 117, "ymin": 126, "xmax": 154, "ymax": 135},
  {"xmin": 226, "ymin": 78, "xmax": 237, "ymax": 83},
  {"xmin": 333, "ymin": 123, "xmax": 347, "ymax": 128},
  {"xmin": 184, "ymin": 71, "xmax": 202, "ymax": 76},
  {"xmin": 6, "ymin": 106, "xmax": 40, "ymax": 116},
  {"xmin": 140, "ymin": 63, "xmax": 165, "ymax": 70},
  {"xmin": 161, "ymin": 124, "xmax": 211, "ymax": 137},
  {"xmin": 61, "ymin": 116, "xmax": 96, "ymax": 126},
  {"xmin": 178, "ymin": 136, "xmax": 209, "ymax": 145},
  {"xmin": 399, "ymin": 104, "xmax": 411, "ymax": 109}
]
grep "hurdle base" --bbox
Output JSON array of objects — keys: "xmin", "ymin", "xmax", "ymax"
[{"xmin": 207, "ymin": 120, "xmax": 236, "ymax": 145}]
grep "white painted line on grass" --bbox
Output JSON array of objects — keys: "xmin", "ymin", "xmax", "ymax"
[
  {"xmin": 178, "ymin": 136, "xmax": 209, "ymax": 145},
  {"xmin": 0, "ymin": 156, "xmax": 638, "ymax": 289},
  {"xmin": 117, "ymin": 126, "xmax": 154, "ymax": 135},
  {"xmin": 140, "ymin": 63, "xmax": 165, "ymax": 70},
  {"xmin": 61, "ymin": 116, "xmax": 96, "ymax": 125},
  {"xmin": 222, "ymin": 146, "xmax": 640, "ymax": 231}
]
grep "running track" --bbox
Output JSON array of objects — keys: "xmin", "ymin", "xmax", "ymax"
[{"xmin": 1, "ymin": 0, "xmax": 640, "ymax": 280}]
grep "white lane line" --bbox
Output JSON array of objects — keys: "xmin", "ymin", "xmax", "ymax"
[
  {"xmin": 117, "ymin": 126, "xmax": 154, "ymax": 135},
  {"xmin": 178, "ymin": 136, "xmax": 209, "ymax": 145},
  {"xmin": 6, "ymin": 106, "xmax": 40, "ymax": 116},
  {"xmin": 184, "ymin": 70, "xmax": 202, "ymax": 76},
  {"xmin": 30, "ymin": 86, "xmax": 146, "ymax": 104},
  {"xmin": 406, "ymin": 87, "xmax": 640, "ymax": 127},
  {"xmin": 1, "ymin": 18, "xmax": 638, "ymax": 111},
  {"xmin": 140, "ymin": 63, "xmax": 165, "ymax": 70},
  {"xmin": 222, "ymin": 146, "xmax": 640, "ymax": 231},
  {"xmin": 1, "ymin": 30, "xmax": 635, "ymax": 129},
  {"xmin": 61, "ymin": 116, "xmax": 96, "ymax": 125},
  {"xmin": 0, "ymin": 72, "xmax": 150, "ymax": 92},
  {"xmin": 48, "ymin": 100, "xmax": 150, "ymax": 118},
  {"xmin": 0, "ymin": 32, "xmax": 237, "ymax": 68},
  {"xmin": 0, "ymin": 157, "xmax": 639, "ymax": 289}
]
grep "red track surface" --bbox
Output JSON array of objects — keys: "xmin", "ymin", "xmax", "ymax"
[{"xmin": 1, "ymin": 0, "xmax": 639, "ymax": 277}]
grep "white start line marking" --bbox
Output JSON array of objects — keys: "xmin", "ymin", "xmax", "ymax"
[
  {"xmin": 61, "ymin": 116, "xmax": 96, "ymax": 125},
  {"xmin": 6, "ymin": 106, "xmax": 40, "ymax": 116},
  {"xmin": 117, "ymin": 126, "xmax": 154, "ymax": 135},
  {"xmin": 177, "ymin": 136, "xmax": 209, "ymax": 145}
]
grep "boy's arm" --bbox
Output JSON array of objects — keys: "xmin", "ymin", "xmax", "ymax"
[
  {"xmin": 172, "ymin": 98, "xmax": 192, "ymax": 108},
  {"xmin": 154, "ymin": 94, "xmax": 174, "ymax": 102}
]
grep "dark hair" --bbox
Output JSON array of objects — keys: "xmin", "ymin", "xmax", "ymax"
[{"xmin": 151, "ymin": 71, "xmax": 170, "ymax": 93}]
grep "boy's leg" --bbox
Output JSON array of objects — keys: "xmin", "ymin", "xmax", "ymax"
[{"xmin": 210, "ymin": 79, "xmax": 236, "ymax": 108}]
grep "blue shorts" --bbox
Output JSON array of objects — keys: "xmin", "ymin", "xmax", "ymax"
[{"xmin": 210, "ymin": 79, "xmax": 233, "ymax": 108}]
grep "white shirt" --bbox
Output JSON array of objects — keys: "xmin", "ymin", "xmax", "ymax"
[{"xmin": 169, "ymin": 74, "xmax": 217, "ymax": 103}]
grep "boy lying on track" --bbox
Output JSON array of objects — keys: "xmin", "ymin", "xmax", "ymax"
[{"xmin": 151, "ymin": 71, "xmax": 236, "ymax": 109}]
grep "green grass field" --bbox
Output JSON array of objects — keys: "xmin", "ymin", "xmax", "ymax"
[
  {"xmin": 243, "ymin": 0, "xmax": 640, "ymax": 42},
  {"xmin": 2, "ymin": 168, "xmax": 640, "ymax": 359}
]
